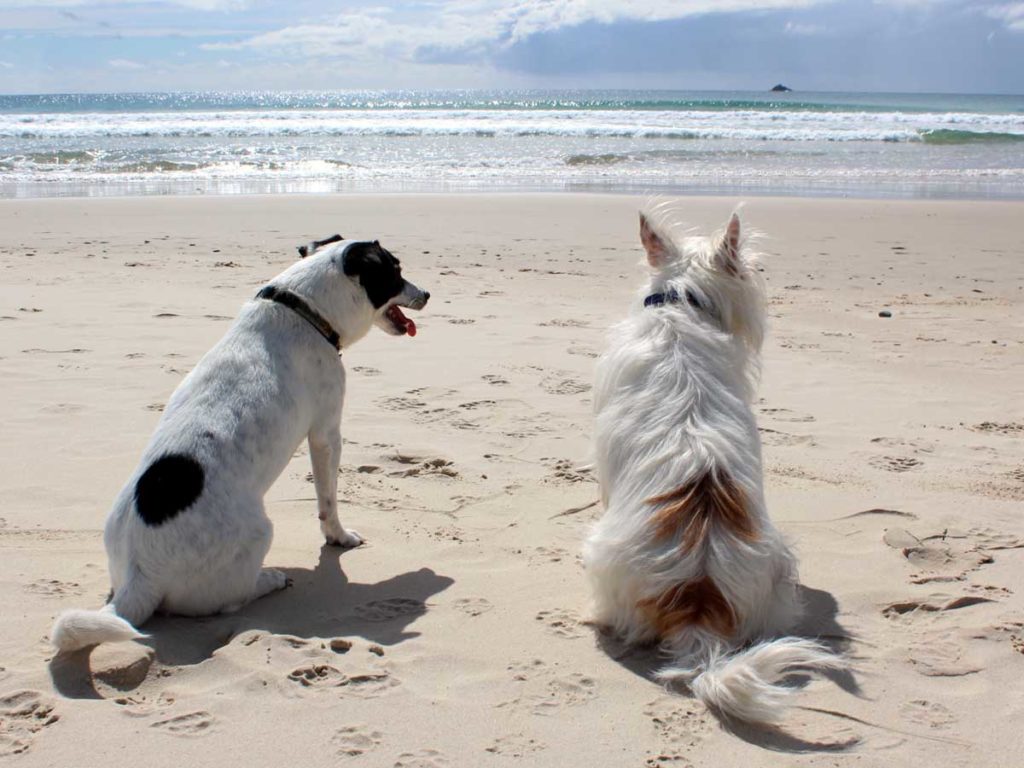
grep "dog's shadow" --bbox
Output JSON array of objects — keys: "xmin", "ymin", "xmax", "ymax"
[
  {"xmin": 49, "ymin": 545, "xmax": 454, "ymax": 698},
  {"xmin": 598, "ymin": 584, "xmax": 863, "ymax": 753}
]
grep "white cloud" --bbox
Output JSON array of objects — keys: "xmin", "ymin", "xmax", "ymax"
[
  {"xmin": 984, "ymin": 2, "xmax": 1024, "ymax": 29},
  {"xmin": 0, "ymin": 0, "xmax": 249, "ymax": 8},
  {"xmin": 108, "ymin": 57, "xmax": 144, "ymax": 68},
  {"xmin": 205, "ymin": 0, "xmax": 832, "ymax": 59},
  {"xmin": 784, "ymin": 20, "xmax": 825, "ymax": 33},
  {"xmin": 0, "ymin": 60, "xmax": 13, "ymax": 68}
]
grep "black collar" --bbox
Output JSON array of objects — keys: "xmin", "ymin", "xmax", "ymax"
[
  {"xmin": 644, "ymin": 288, "xmax": 702, "ymax": 311},
  {"xmin": 255, "ymin": 285, "xmax": 341, "ymax": 351}
]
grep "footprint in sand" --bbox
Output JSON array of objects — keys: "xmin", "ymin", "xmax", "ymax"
[
  {"xmin": 870, "ymin": 436, "xmax": 936, "ymax": 454},
  {"xmin": 453, "ymin": 597, "xmax": 493, "ymax": 617},
  {"xmin": 906, "ymin": 633, "xmax": 983, "ymax": 678},
  {"xmin": 0, "ymin": 691, "xmax": 59, "ymax": 756},
  {"xmin": 378, "ymin": 396, "xmax": 428, "ymax": 412},
  {"xmin": 758, "ymin": 428, "xmax": 815, "ymax": 447},
  {"xmin": 484, "ymin": 734, "xmax": 545, "ymax": 757},
  {"xmin": 459, "ymin": 399, "xmax": 496, "ymax": 411},
  {"xmin": 881, "ymin": 595, "xmax": 995, "ymax": 617},
  {"xmin": 22, "ymin": 579, "xmax": 83, "ymax": 598},
  {"xmin": 970, "ymin": 421, "xmax": 1024, "ymax": 436},
  {"xmin": 528, "ymin": 545, "xmax": 571, "ymax": 565},
  {"xmin": 884, "ymin": 526, "xmax": 1012, "ymax": 583},
  {"xmin": 566, "ymin": 343, "xmax": 599, "ymax": 358},
  {"xmin": 352, "ymin": 366, "xmax": 382, "ymax": 376},
  {"xmin": 545, "ymin": 458, "xmax": 594, "ymax": 484},
  {"xmin": 287, "ymin": 665, "xmax": 397, "ymax": 698},
  {"xmin": 535, "ymin": 608, "xmax": 585, "ymax": 639},
  {"xmin": 21, "ymin": 347, "xmax": 89, "ymax": 355},
  {"xmin": 482, "ymin": 374, "xmax": 509, "ymax": 386},
  {"xmin": 899, "ymin": 699, "xmax": 957, "ymax": 730},
  {"xmin": 870, "ymin": 455, "xmax": 923, "ymax": 473},
  {"xmin": 506, "ymin": 658, "xmax": 547, "ymax": 682},
  {"xmin": 880, "ymin": 597, "xmax": 993, "ymax": 677},
  {"xmin": 759, "ymin": 406, "xmax": 816, "ymax": 423},
  {"xmin": 540, "ymin": 376, "xmax": 591, "ymax": 396},
  {"xmin": 353, "ymin": 598, "xmax": 427, "ymax": 622},
  {"xmin": 643, "ymin": 696, "xmax": 712, "ymax": 748},
  {"xmin": 394, "ymin": 748, "xmax": 450, "ymax": 767},
  {"xmin": 113, "ymin": 692, "xmax": 175, "ymax": 719},
  {"xmin": 388, "ymin": 458, "xmax": 459, "ymax": 479},
  {"xmin": 644, "ymin": 754, "xmax": 691, "ymax": 767},
  {"xmin": 538, "ymin": 318, "xmax": 589, "ymax": 328},
  {"xmin": 288, "ymin": 664, "xmax": 348, "ymax": 688},
  {"xmin": 332, "ymin": 725, "xmax": 383, "ymax": 759},
  {"xmin": 531, "ymin": 674, "xmax": 597, "ymax": 715},
  {"xmin": 499, "ymin": 660, "xmax": 596, "ymax": 715},
  {"xmin": 150, "ymin": 711, "xmax": 215, "ymax": 737}
]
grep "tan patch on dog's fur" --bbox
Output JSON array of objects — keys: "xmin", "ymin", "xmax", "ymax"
[
  {"xmin": 637, "ymin": 576, "xmax": 737, "ymax": 638},
  {"xmin": 647, "ymin": 469, "xmax": 757, "ymax": 551}
]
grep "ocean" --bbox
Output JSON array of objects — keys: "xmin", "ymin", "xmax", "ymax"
[{"xmin": 1, "ymin": 90, "xmax": 1022, "ymax": 200}]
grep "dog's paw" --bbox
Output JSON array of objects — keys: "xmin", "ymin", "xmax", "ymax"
[
  {"xmin": 256, "ymin": 568, "xmax": 289, "ymax": 595},
  {"xmin": 327, "ymin": 530, "xmax": 364, "ymax": 549}
]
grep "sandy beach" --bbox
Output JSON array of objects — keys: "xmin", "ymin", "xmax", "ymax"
[{"xmin": 1, "ymin": 193, "xmax": 1022, "ymax": 766}]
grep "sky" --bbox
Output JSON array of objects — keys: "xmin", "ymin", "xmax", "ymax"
[{"xmin": 0, "ymin": 0, "xmax": 1022, "ymax": 95}]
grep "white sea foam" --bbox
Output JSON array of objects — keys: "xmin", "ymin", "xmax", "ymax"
[{"xmin": 2, "ymin": 108, "xmax": 1022, "ymax": 142}]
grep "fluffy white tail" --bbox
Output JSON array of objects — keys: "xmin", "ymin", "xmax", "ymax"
[
  {"xmin": 51, "ymin": 576, "xmax": 158, "ymax": 652},
  {"xmin": 657, "ymin": 637, "xmax": 843, "ymax": 724}
]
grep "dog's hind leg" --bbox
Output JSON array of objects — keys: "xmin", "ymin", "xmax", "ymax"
[
  {"xmin": 309, "ymin": 426, "xmax": 362, "ymax": 548},
  {"xmin": 219, "ymin": 569, "xmax": 289, "ymax": 614}
]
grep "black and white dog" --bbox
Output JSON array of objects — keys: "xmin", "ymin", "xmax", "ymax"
[{"xmin": 52, "ymin": 237, "xmax": 429, "ymax": 651}]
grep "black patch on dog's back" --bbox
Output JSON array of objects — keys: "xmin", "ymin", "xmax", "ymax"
[
  {"xmin": 134, "ymin": 454, "xmax": 205, "ymax": 527},
  {"xmin": 342, "ymin": 241, "xmax": 405, "ymax": 309}
]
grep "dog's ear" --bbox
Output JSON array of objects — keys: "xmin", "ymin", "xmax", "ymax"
[
  {"xmin": 714, "ymin": 213, "xmax": 741, "ymax": 276},
  {"xmin": 640, "ymin": 213, "xmax": 673, "ymax": 267},
  {"xmin": 297, "ymin": 234, "xmax": 344, "ymax": 259}
]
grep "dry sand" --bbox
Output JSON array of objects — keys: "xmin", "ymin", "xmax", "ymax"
[{"xmin": 1, "ymin": 194, "xmax": 1022, "ymax": 766}]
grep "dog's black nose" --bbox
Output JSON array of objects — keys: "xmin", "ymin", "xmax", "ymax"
[{"xmin": 423, "ymin": 291, "xmax": 431, "ymax": 302}]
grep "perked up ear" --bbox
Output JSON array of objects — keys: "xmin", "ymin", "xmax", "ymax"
[
  {"xmin": 640, "ymin": 213, "xmax": 673, "ymax": 267},
  {"xmin": 715, "ymin": 213, "xmax": 741, "ymax": 276}
]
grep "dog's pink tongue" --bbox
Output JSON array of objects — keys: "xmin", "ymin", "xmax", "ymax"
[{"xmin": 390, "ymin": 305, "xmax": 417, "ymax": 337}]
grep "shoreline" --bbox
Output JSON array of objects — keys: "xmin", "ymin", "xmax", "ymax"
[
  {"xmin": 5, "ymin": 181, "xmax": 1024, "ymax": 203},
  {"xmin": 7, "ymin": 187, "xmax": 1024, "ymax": 205}
]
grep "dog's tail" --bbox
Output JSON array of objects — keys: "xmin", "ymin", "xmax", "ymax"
[
  {"xmin": 51, "ymin": 573, "xmax": 159, "ymax": 652},
  {"xmin": 657, "ymin": 637, "xmax": 843, "ymax": 724}
]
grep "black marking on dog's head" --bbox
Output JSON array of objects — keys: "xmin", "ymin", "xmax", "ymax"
[
  {"xmin": 342, "ymin": 240, "xmax": 405, "ymax": 309},
  {"xmin": 297, "ymin": 233, "xmax": 344, "ymax": 259},
  {"xmin": 134, "ymin": 453, "xmax": 204, "ymax": 527}
]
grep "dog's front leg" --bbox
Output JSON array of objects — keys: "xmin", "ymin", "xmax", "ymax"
[{"xmin": 308, "ymin": 428, "xmax": 363, "ymax": 548}]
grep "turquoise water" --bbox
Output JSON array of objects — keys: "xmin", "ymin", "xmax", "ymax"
[{"xmin": 1, "ymin": 90, "xmax": 1022, "ymax": 199}]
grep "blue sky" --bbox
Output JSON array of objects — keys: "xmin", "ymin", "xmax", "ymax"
[{"xmin": 0, "ymin": 0, "xmax": 1022, "ymax": 94}]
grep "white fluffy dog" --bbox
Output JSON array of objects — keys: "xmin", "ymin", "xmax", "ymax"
[
  {"xmin": 51, "ymin": 237, "xmax": 428, "ymax": 652},
  {"xmin": 583, "ymin": 207, "xmax": 840, "ymax": 723}
]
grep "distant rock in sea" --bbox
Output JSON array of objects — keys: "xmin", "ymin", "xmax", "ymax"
[{"xmin": 771, "ymin": 84, "xmax": 793, "ymax": 92}]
